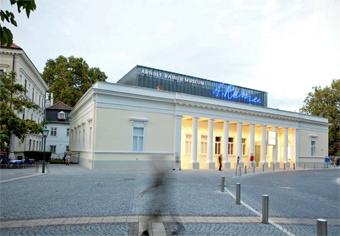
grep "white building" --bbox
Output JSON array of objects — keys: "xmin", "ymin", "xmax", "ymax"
[
  {"xmin": 69, "ymin": 66, "xmax": 329, "ymax": 170},
  {"xmin": 45, "ymin": 101, "xmax": 73, "ymax": 159},
  {"xmin": 0, "ymin": 43, "xmax": 48, "ymax": 158}
]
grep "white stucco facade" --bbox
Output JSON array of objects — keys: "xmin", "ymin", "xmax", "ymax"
[
  {"xmin": 69, "ymin": 81, "xmax": 329, "ymax": 170},
  {"xmin": 0, "ymin": 45, "xmax": 48, "ymax": 158}
]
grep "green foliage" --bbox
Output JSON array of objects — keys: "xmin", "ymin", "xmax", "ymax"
[
  {"xmin": 300, "ymin": 79, "xmax": 340, "ymax": 155},
  {"xmin": 0, "ymin": 0, "xmax": 36, "ymax": 47},
  {"xmin": 42, "ymin": 55, "xmax": 107, "ymax": 107},
  {"xmin": 0, "ymin": 71, "xmax": 43, "ymax": 150}
]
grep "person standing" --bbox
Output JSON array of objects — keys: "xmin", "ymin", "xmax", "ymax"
[
  {"xmin": 324, "ymin": 156, "xmax": 330, "ymax": 168},
  {"xmin": 218, "ymin": 154, "xmax": 222, "ymax": 171},
  {"xmin": 64, "ymin": 148, "xmax": 71, "ymax": 166},
  {"xmin": 250, "ymin": 153, "xmax": 255, "ymax": 169}
]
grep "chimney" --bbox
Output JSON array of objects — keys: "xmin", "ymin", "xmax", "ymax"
[{"xmin": 156, "ymin": 86, "xmax": 164, "ymax": 90}]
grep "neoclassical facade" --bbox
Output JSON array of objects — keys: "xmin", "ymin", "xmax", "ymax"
[
  {"xmin": 0, "ymin": 44, "xmax": 48, "ymax": 158},
  {"xmin": 69, "ymin": 66, "xmax": 329, "ymax": 170}
]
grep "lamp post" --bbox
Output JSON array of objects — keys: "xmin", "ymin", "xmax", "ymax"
[{"xmin": 42, "ymin": 126, "xmax": 49, "ymax": 173}]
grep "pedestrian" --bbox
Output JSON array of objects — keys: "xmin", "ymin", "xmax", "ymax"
[
  {"xmin": 235, "ymin": 156, "xmax": 240, "ymax": 176},
  {"xmin": 324, "ymin": 156, "xmax": 330, "ymax": 168},
  {"xmin": 218, "ymin": 154, "xmax": 222, "ymax": 171},
  {"xmin": 64, "ymin": 148, "xmax": 71, "ymax": 166},
  {"xmin": 250, "ymin": 153, "xmax": 255, "ymax": 169}
]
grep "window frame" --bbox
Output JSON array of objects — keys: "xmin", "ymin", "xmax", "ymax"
[
  {"xmin": 50, "ymin": 127, "xmax": 57, "ymax": 137},
  {"xmin": 215, "ymin": 136, "xmax": 221, "ymax": 155},
  {"xmin": 132, "ymin": 127, "xmax": 145, "ymax": 152},
  {"xmin": 228, "ymin": 137, "xmax": 234, "ymax": 155},
  {"xmin": 185, "ymin": 134, "xmax": 192, "ymax": 154},
  {"xmin": 242, "ymin": 138, "xmax": 247, "ymax": 156},
  {"xmin": 200, "ymin": 135, "xmax": 207, "ymax": 154},
  {"xmin": 130, "ymin": 118, "xmax": 148, "ymax": 152}
]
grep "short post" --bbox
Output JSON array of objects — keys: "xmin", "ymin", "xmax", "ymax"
[
  {"xmin": 303, "ymin": 163, "xmax": 306, "ymax": 169},
  {"xmin": 239, "ymin": 166, "xmax": 242, "ymax": 176},
  {"xmin": 284, "ymin": 163, "xmax": 286, "ymax": 170},
  {"xmin": 272, "ymin": 164, "xmax": 275, "ymax": 171},
  {"xmin": 236, "ymin": 183, "xmax": 241, "ymax": 205},
  {"xmin": 235, "ymin": 165, "xmax": 238, "ymax": 176},
  {"xmin": 313, "ymin": 163, "xmax": 316, "ymax": 169},
  {"xmin": 221, "ymin": 176, "xmax": 225, "ymax": 192},
  {"xmin": 245, "ymin": 166, "xmax": 247, "ymax": 175},
  {"xmin": 293, "ymin": 163, "xmax": 295, "ymax": 170},
  {"xmin": 262, "ymin": 195, "xmax": 269, "ymax": 224},
  {"xmin": 317, "ymin": 218, "xmax": 327, "ymax": 236},
  {"xmin": 253, "ymin": 165, "xmax": 255, "ymax": 173},
  {"xmin": 262, "ymin": 165, "xmax": 264, "ymax": 172}
]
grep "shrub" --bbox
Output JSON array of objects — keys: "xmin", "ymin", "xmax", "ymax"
[{"xmin": 24, "ymin": 151, "xmax": 52, "ymax": 162}]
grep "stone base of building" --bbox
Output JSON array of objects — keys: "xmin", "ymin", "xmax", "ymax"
[
  {"xmin": 208, "ymin": 161, "xmax": 215, "ymax": 169},
  {"xmin": 232, "ymin": 161, "xmax": 244, "ymax": 168},
  {"xmin": 259, "ymin": 161, "xmax": 268, "ymax": 168},
  {"xmin": 280, "ymin": 162, "xmax": 290, "ymax": 168},
  {"xmin": 224, "ymin": 161, "xmax": 231, "ymax": 169},
  {"xmin": 191, "ymin": 161, "xmax": 200, "ymax": 169},
  {"xmin": 271, "ymin": 162, "xmax": 280, "ymax": 168}
]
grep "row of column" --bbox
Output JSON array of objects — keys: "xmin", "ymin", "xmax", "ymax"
[{"xmin": 174, "ymin": 115, "xmax": 299, "ymax": 169}]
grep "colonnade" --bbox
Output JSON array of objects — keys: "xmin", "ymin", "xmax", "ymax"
[{"xmin": 174, "ymin": 115, "xmax": 299, "ymax": 169}]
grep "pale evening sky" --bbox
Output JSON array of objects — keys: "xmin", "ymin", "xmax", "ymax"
[{"xmin": 2, "ymin": 0, "xmax": 340, "ymax": 112}]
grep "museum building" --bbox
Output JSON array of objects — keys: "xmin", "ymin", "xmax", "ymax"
[{"xmin": 68, "ymin": 65, "xmax": 329, "ymax": 170}]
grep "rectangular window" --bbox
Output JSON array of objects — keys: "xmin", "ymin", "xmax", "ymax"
[
  {"xmin": 0, "ymin": 69, "xmax": 3, "ymax": 76},
  {"xmin": 32, "ymin": 87, "xmax": 34, "ymax": 102},
  {"xmin": 23, "ymin": 109, "xmax": 25, "ymax": 119},
  {"xmin": 51, "ymin": 127, "xmax": 57, "ymax": 136},
  {"xmin": 33, "ymin": 140, "xmax": 35, "ymax": 151},
  {"xmin": 66, "ymin": 145, "xmax": 69, "ymax": 151},
  {"xmin": 25, "ymin": 80, "xmax": 27, "ymax": 95},
  {"xmin": 82, "ymin": 128, "xmax": 85, "ymax": 150},
  {"xmin": 201, "ymin": 135, "xmax": 207, "ymax": 154},
  {"xmin": 36, "ymin": 141, "xmax": 38, "ymax": 151},
  {"xmin": 242, "ymin": 138, "xmax": 246, "ymax": 155},
  {"xmin": 67, "ymin": 128, "xmax": 69, "ymax": 137},
  {"xmin": 58, "ymin": 111, "xmax": 67, "ymax": 120},
  {"xmin": 311, "ymin": 140, "xmax": 316, "ymax": 156},
  {"xmin": 89, "ymin": 126, "xmax": 92, "ymax": 151},
  {"xmin": 50, "ymin": 145, "xmax": 56, "ymax": 153},
  {"xmin": 228, "ymin": 138, "xmax": 234, "ymax": 155},
  {"xmin": 132, "ymin": 127, "xmax": 144, "ymax": 151},
  {"xmin": 29, "ymin": 139, "xmax": 32, "ymax": 151},
  {"xmin": 215, "ymin": 136, "xmax": 221, "ymax": 155},
  {"xmin": 185, "ymin": 134, "xmax": 192, "ymax": 154}
]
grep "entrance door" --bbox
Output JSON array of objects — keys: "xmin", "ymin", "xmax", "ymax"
[{"xmin": 255, "ymin": 145, "xmax": 261, "ymax": 167}]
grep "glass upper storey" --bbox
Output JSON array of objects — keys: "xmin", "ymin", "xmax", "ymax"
[{"xmin": 117, "ymin": 65, "xmax": 268, "ymax": 107}]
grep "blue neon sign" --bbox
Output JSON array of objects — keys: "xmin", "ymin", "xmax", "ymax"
[{"xmin": 213, "ymin": 83, "xmax": 261, "ymax": 104}]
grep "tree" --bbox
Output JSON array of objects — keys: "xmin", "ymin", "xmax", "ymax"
[
  {"xmin": 0, "ymin": 71, "xmax": 43, "ymax": 152},
  {"xmin": 300, "ymin": 79, "xmax": 340, "ymax": 156},
  {"xmin": 1, "ymin": 0, "xmax": 36, "ymax": 47},
  {"xmin": 42, "ymin": 56, "xmax": 108, "ymax": 107}
]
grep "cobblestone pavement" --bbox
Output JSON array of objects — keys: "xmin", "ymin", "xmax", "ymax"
[
  {"xmin": 1, "ymin": 165, "xmax": 339, "ymax": 235},
  {"xmin": 0, "ymin": 223, "xmax": 138, "ymax": 236}
]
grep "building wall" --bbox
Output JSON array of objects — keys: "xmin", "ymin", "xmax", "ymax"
[
  {"xmin": 299, "ymin": 129, "xmax": 328, "ymax": 158},
  {"xmin": 46, "ymin": 123, "xmax": 70, "ymax": 159}
]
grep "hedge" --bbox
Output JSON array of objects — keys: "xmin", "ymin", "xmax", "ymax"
[{"xmin": 24, "ymin": 151, "xmax": 52, "ymax": 162}]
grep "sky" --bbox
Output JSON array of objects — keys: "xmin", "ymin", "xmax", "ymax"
[{"xmin": 2, "ymin": 0, "xmax": 340, "ymax": 112}]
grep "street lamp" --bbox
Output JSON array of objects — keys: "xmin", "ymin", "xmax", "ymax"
[{"xmin": 42, "ymin": 126, "xmax": 49, "ymax": 173}]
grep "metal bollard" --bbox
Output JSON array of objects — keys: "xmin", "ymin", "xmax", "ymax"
[
  {"xmin": 262, "ymin": 195, "xmax": 269, "ymax": 224},
  {"xmin": 245, "ymin": 166, "xmax": 247, "ymax": 175},
  {"xmin": 293, "ymin": 163, "xmax": 295, "ymax": 170},
  {"xmin": 313, "ymin": 163, "xmax": 316, "ymax": 169},
  {"xmin": 284, "ymin": 163, "xmax": 286, "ymax": 170},
  {"xmin": 221, "ymin": 176, "xmax": 225, "ymax": 192},
  {"xmin": 262, "ymin": 165, "xmax": 264, "ymax": 172},
  {"xmin": 323, "ymin": 163, "xmax": 325, "ymax": 169},
  {"xmin": 317, "ymin": 218, "xmax": 327, "ymax": 236},
  {"xmin": 253, "ymin": 165, "xmax": 255, "ymax": 173},
  {"xmin": 236, "ymin": 183, "xmax": 241, "ymax": 205},
  {"xmin": 303, "ymin": 163, "xmax": 305, "ymax": 169},
  {"xmin": 273, "ymin": 164, "xmax": 275, "ymax": 171},
  {"xmin": 239, "ymin": 166, "xmax": 242, "ymax": 176}
]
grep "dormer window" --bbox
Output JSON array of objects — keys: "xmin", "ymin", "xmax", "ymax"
[{"xmin": 58, "ymin": 111, "xmax": 67, "ymax": 120}]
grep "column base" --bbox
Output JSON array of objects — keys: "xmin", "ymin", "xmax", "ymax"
[
  {"xmin": 208, "ymin": 161, "xmax": 215, "ymax": 169},
  {"xmin": 280, "ymin": 162, "xmax": 290, "ymax": 168},
  {"xmin": 232, "ymin": 161, "xmax": 244, "ymax": 168},
  {"xmin": 259, "ymin": 161, "xmax": 268, "ymax": 168},
  {"xmin": 271, "ymin": 162, "xmax": 280, "ymax": 168},
  {"xmin": 191, "ymin": 161, "xmax": 200, "ymax": 169},
  {"xmin": 223, "ymin": 161, "xmax": 231, "ymax": 169}
]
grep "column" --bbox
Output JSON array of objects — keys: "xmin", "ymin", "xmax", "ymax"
[
  {"xmin": 260, "ymin": 125, "xmax": 268, "ymax": 168},
  {"xmin": 223, "ymin": 120, "xmax": 230, "ymax": 168},
  {"xmin": 207, "ymin": 118, "xmax": 215, "ymax": 169},
  {"xmin": 236, "ymin": 122, "xmax": 244, "ymax": 167},
  {"xmin": 281, "ymin": 127, "xmax": 290, "ymax": 168},
  {"xmin": 191, "ymin": 117, "xmax": 199, "ymax": 169},
  {"xmin": 248, "ymin": 124, "xmax": 255, "ymax": 166},
  {"xmin": 295, "ymin": 129, "xmax": 299, "ymax": 164},
  {"xmin": 9, "ymin": 133, "xmax": 16, "ymax": 159},
  {"xmin": 271, "ymin": 126, "xmax": 279, "ymax": 168},
  {"xmin": 174, "ymin": 115, "xmax": 182, "ymax": 170}
]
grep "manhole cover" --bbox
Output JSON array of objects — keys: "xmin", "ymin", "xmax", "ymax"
[{"xmin": 278, "ymin": 186, "xmax": 294, "ymax": 189}]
